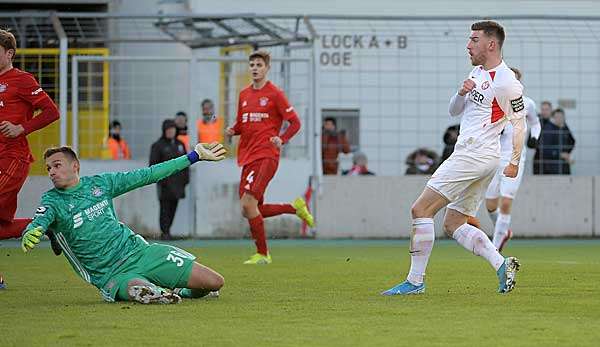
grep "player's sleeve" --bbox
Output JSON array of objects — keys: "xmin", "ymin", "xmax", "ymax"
[
  {"xmin": 16, "ymin": 73, "xmax": 60, "ymax": 135},
  {"xmin": 25, "ymin": 194, "xmax": 58, "ymax": 235},
  {"xmin": 497, "ymin": 78, "xmax": 526, "ymax": 165},
  {"xmin": 448, "ymin": 93, "xmax": 467, "ymax": 116},
  {"xmin": 276, "ymin": 89, "xmax": 301, "ymax": 143},
  {"xmin": 103, "ymin": 155, "xmax": 191, "ymax": 198},
  {"xmin": 526, "ymin": 99, "xmax": 541, "ymax": 140}
]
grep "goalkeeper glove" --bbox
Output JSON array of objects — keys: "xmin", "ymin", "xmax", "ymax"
[
  {"xmin": 21, "ymin": 226, "xmax": 44, "ymax": 253},
  {"xmin": 187, "ymin": 142, "xmax": 227, "ymax": 163}
]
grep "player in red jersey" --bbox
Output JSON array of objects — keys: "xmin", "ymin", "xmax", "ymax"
[
  {"xmin": 0, "ymin": 29, "xmax": 60, "ymax": 240},
  {"xmin": 226, "ymin": 50, "xmax": 314, "ymax": 264}
]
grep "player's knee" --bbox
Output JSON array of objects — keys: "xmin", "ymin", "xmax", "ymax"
[
  {"xmin": 410, "ymin": 203, "xmax": 426, "ymax": 219},
  {"xmin": 485, "ymin": 199, "xmax": 497, "ymax": 212},
  {"xmin": 209, "ymin": 273, "xmax": 224, "ymax": 290},
  {"xmin": 500, "ymin": 199, "xmax": 512, "ymax": 214}
]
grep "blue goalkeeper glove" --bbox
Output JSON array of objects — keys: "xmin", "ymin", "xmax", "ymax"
[{"xmin": 21, "ymin": 226, "xmax": 44, "ymax": 253}]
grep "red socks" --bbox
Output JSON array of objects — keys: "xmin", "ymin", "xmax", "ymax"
[
  {"xmin": 258, "ymin": 204, "xmax": 295, "ymax": 218},
  {"xmin": 0, "ymin": 218, "xmax": 33, "ymax": 239},
  {"xmin": 248, "ymin": 215, "xmax": 268, "ymax": 255}
]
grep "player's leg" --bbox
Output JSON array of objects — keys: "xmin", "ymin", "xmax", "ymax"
[
  {"xmin": 114, "ymin": 275, "xmax": 181, "ymax": 304},
  {"xmin": 0, "ymin": 158, "xmax": 32, "ymax": 239},
  {"xmin": 159, "ymin": 198, "xmax": 178, "ymax": 240},
  {"xmin": 174, "ymin": 262, "xmax": 224, "ymax": 299},
  {"xmin": 492, "ymin": 197, "xmax": 513, "ymax": 251},
  {"xmin": 239, "ymin": 159, "xmax": 278, "ymax": 264},
  {"xmin": 484, "ymin": 167, "xmax": 502, "ymax": 226},
  {"xmin": 259, "ymin": 197, "xmax": 314, "ymax": 227},
  {"xmin": 381, "ymin": 187, "xmax": 448, "ymax": 295}
]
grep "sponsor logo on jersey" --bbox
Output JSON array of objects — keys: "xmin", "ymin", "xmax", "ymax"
[
  {"xmin": 0, "ymin": 83, "xmax": 6, "ymax": 93},
  {"xmin": 469, "ymin": 89, "xmax": 485, "ymax": 104},
  {"xmin": 73, "ymin": 212, "xmax": 83, "ymax": 228},
  {"xmin": 35, "ymin": 206, "xmax": 47, "ymax": 216},
  {"xmin": 510, "ymin": 96, "xmax": 525, "ymax": 112},
  {"xmin": 285, "ymin": 106, "xmax": 294, "ymax": 113},
  {"xmin": 83, "ymin": 199, "xmax": 109, "ymax": 222},
  {"xmin": 241, "ymin": 112, "xmax": 269, "ymax": 123},
  {"xmin": 31, "ymin": 87, "xmax": 43, "ymax": 95},
  {"xmin": 259, "ymin": 97, "xmax": 269, "ymax": 106},
  {"xmin": 91, "ymin": 187, "xmax": 103, "ymax": 197},
  {"xmin": 481, "ymin": 81, "xmax": 490, "ymax": 90}
]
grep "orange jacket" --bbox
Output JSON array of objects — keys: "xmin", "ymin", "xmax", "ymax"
[
  {"xmin": 197, "ymin": 116, "xmax": 224, "ymax": 144},
  {"xmin": 107, "ymin": 137, "xmax": 131, "ymax": 160}
]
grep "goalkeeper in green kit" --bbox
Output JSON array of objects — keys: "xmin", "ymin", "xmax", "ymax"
[{"xmin": 21, "ymin": 143, "xmax": 227, "ymax": 304}]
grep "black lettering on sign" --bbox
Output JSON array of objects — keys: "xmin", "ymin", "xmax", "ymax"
[
  {"xmin": 320, "ymin": 52, "xmax": 352, "ymax": 66},
  {"xmin": 368, "ymin": 36, "xmax": 379, "ymax": 48},
  {"xmin": 354, "ymin": 35, "xmax": 364, "ymax": 48},
  {"xmin": 397, "ymin": 36, "xmax": 407, "ymax": 49}
]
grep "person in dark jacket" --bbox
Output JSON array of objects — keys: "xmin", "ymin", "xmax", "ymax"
[
  {"xmin": 441, "ymin": 124, "xmax": 460, "ymax": 164},
  {"xmin": 532, "ymin": 100, "xmax": 553, "ymax": 174},
  {"xmin": 538, "ymin": 108, "xmax": 576, "ymax": 175},
  {"xmin": 149, "ymin": 119, "xmax": 190, "ymax": 239}
]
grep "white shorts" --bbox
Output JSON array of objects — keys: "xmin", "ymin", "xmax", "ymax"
[
  {"xmin": 427, "ymin": 149, "xmax": 498, "ymax": 217},
  {"xmin": 484, "ymin": 159, "xmax": 525, "ymax": 200}
]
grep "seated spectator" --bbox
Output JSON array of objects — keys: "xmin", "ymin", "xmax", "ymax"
[
  {"xmin": 106, "ymin": 120, "xmax": 131, "ymax": 160},
  {"xmin": 405, "ymin": 148, "xmax": 439, "ymax": 175},
  {"xmin": 538, "ymin": 108, "xmax": 576, "ymax": 175},
  {"xmin": 343, "ymin": 151, "xmax": 375, "ymax": 176}
]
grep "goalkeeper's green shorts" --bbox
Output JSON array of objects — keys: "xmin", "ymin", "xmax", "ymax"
[{"xmin": 101, "ymin": 243, "xmax": 196, "ymax": 302}]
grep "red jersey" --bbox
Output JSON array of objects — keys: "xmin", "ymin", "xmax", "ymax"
[
  {"xmin": 232, "ymin": 81, "xmax": 300, "ymax": 166},
  {"xmin": 0, "ymin": 68, "xmax": 59, "ymax": 161}
]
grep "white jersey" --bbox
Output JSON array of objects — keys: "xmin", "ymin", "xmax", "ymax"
[
  {"xmin": 448, "ymin": 61, "xmax": 526, "ymax": 157},
  {"xmin": 499, "ymin": 96, "xmax": 540, "ymax": 162}
]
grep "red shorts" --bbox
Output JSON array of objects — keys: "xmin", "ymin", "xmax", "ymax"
[
  {"xmin": 0, "ymin": 157, "xmax": 30, "ymax": 222},
  {"xmin": 238, "ymin": 158, "xmax": 279, "ymax": 204}
]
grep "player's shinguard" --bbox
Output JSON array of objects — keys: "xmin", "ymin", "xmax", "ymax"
[
  {"xmin": 21, "ymin": 143, "xmax": 226, "ymax": 304},
  {"xmin": 382, "ymin": 21, "xmax": 523, "ymax": 295}
]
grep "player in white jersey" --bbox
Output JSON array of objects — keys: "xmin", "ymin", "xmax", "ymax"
[
  {"xmin": 382, "ymin": 21, "xmax": 526, "ymax": 296},
  {"xmin": 484, "ymin": 67, "xmax": 541, "ymax": 252}
]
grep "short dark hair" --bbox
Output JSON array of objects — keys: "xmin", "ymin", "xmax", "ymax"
[
  {"xmin": 201, "ymin": 99, "xmax": 213, "ymax": 107},
  {"xmin": 324, "ymin": 117, "xmax": 337, "ymax": 127},
  {"xmin": 44, "ymin": 146, "xmax": 79, "ymax": 162},
  {"xmin": 552, "ymin": 108, "xmax": 565, "ymax": 116},
  {"xmin": 110, "ymin": 120, "xmax": 121, "ymax": 129},
  {"xmin": 0, "ymin": 29, "xmax": 16, "ymax": 58},
  {"xmin": 175, "ymin": 111, "xmax": 187, "ymax": 118},
  {"xmin": 249, "ymin": 49, "xmax": 271, "ymax": 66},
  {"xmin": 509, "ymin": 67, "xmax": 522, "ymax": 81},
  {"xmin": 471, "ymin": 20, "xmax": 505, "ymax": 49},
  {"xmin": 541, "ymin": 100, "xmax": 552, "ymax": 107}
]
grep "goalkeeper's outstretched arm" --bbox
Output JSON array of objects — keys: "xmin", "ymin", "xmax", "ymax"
[{"xmin": 106, "ymin": 143, "xmax": 226, "ymax": 198}]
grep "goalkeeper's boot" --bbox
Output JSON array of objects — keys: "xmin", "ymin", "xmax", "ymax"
[
  {"xmin": 498, "ymin": 229, "xmax": 513, "ymax": 253},
  {"xmin": 497, "ymin": 257, "xmax": 520, "ymax": 294},
  {"xmin": 381, "ymin": 280, "xmax": 425, "ymax": 296},
  {"xmin": 128, "ymin": 285, "xmax": 182, "ymax": 304},
  {"xmin": 243, "ymin": 253, "xmax": 272, "ymax": 265},
  {"xmin": 0, "ymin": 274, "xmax": 5, "ymax": 290},
  {"xmin": 46, "ymin": 230, "xmax": 62, "ymax": 256},
  {"xmin": 292, "ymin": 197, "xmax": 314, "ymax": 227}
]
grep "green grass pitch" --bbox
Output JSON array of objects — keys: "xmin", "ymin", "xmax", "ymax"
[{"xmin": 2, "ymin": 239, "xmax": 600, "ymax": 346}]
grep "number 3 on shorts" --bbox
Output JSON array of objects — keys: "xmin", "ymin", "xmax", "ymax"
[{"xmin": 166, "ymin": 251, "xmax": 184, "ymax": 267}]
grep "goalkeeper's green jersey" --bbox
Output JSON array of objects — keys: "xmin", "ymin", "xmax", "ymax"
[{"xmin": 28, "ymin": 155, "xmax": 192, "ymax": 290}]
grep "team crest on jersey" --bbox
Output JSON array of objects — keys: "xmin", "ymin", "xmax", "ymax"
[
  {"xmin": 91, "ymin": 187, "xmax": 104, "ymax": 197},
  {"xmin": 259, "ymin": 97, "xmax": 269, "ymax": 107},
  {"xmin": 0, "ymin": 83, "xmax": 6, "ymax": 93},
  {"xmin": 481, "ymin": 81, "xmax": 490, "ymax": 90},
  {"xmin": 242, "ymin": 100, "xmax": 247, "ymax": 107}
]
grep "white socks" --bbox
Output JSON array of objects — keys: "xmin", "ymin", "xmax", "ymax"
[
  {"xmin": 492, "ymin": 213, "xmax": 511, "ymax": 249},
  {"xmin": 488, "ymin": 209, "xmax": 498, "ymax": 225},
  {"xmin": 453, "ymin": 223, "xmax": 505, "ymax": 271},
  {"xmin": 407, "ymin": 218, "xmax": 435, "ymax": 285}
]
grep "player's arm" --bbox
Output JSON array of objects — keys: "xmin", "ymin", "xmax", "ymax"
[
  {"xmin": 449, "ymin": 78, "xmax": 475, "ymax": 116},
  {"xmin": 497, "ymin": 80, "xmax": 527, "ymax": 177},
  {"xmin": 105, "ymin": 143, "xmax": 226, "ymax": 197},
  {"xmin": 274, "ymin": 90, "xmax": 301, "ymax": 146},
  {"xmin": 10, "ymin": 74, "xmax": 59, "ymax": 137},
  {"xmin": 526, "ymin": 100, "xmax": 541, "ymax": 148},
  {"xmin": 21, "ymin": 197, "xmax": 57, "ymax": 252},
  {"xmin": 226, "ymin": 98, "xmax": 243, "ymax": 136}
]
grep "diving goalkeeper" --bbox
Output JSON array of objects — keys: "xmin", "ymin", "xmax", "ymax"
[{"xmin": 21, "ymin": 143, "xmax": 226, "ymax": 304}]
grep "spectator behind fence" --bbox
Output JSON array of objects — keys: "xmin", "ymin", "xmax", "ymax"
[
  {"xmin": 537, "ymin": 108, "xmax": 576, "ymax": 175},
  {"xmin": 175, "ymin": 111, "xmax": 190, "ymax": 151},
  {"xmin": 149, "ymin": 119, "xmax": 190, "ymax": 240},
  {"xmin": 106, "ymin": 120, "xmax": 131, "ymax": 160},
  {"xmin": 441, "ymin": 124, "xmax": 460, "ymax": 164},
  {"xmin": 531, "ymin": 101, "xmax": 553, "ymax": 174},
  {"xmin": 322, "ymin": 117, "xmax": 350, "ymax": 175},
  {"xmin": 197, "ymin": 99, "xmax": 224, "ymax": 144},
  {"xmin": 405, "ymin": 148, "xmax": 439, "ymax": 175},
  {"xmin": 343, "ymin": 151, "xmax": 375, "ymax": 176}
]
